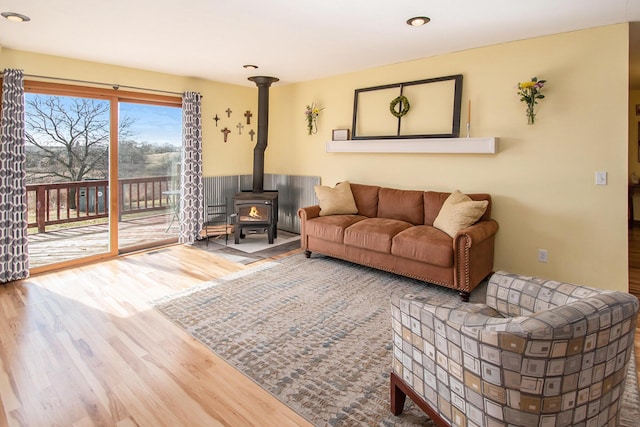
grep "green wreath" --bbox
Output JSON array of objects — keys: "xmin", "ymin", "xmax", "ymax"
[{"xmin": 389, "ymin": 95, "xmax": 410, "ymax": 118}]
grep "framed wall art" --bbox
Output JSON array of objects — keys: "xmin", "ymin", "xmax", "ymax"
[
  {"xmin": 351, "ymin": 74, "xmax": 463, "ymax": 140},
  {"xmin": 332, "ymin": 129, "xmax": 350, "ymax": 141}
]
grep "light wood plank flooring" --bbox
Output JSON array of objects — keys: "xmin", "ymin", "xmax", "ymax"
[{"xmin": 0, "ymin": 244, "xmax": 311, "ymax": 427}]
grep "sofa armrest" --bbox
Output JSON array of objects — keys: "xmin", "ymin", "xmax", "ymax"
[
  {"xmin": 452, "ymin": 219, "xmax": 499, "ymax": 294},
  {"xmin": 297, "ymin": 206, "xmax": 321, "ymax": 251},
  {"xmin": 454, "ymin": 218, "xmax": 499, "ymax": 244},
  {"xmin": 297, "ymin": 205, "xmax": 321, "ymax": 221}
]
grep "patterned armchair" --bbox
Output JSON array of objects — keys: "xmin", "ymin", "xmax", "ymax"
[{"xmin": 390, "ymin": 271, "xmax": 639, "ymax": 426}]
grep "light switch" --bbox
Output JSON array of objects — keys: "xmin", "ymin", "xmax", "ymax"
[{"xmin": 595, "ymin": 171, "xmax": 607, "ymax": 185}]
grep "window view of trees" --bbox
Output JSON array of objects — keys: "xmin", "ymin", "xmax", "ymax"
[
  {"xmin": 25, "ymin": 95, "xmax": 112, "ymax": 184},
  {"xmin": 118, "ymin": 140, "xmax": 181, "ymax": 178},
  {"xmin": 25, "ymin": 94, "xmax": 181, "ymax": 184}
]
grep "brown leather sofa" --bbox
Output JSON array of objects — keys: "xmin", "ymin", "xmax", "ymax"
[{"xmin": 297, "ymin": 183, "xmax": 499, "ymax": 301}]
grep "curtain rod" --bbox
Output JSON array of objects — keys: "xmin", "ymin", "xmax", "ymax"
[{"xmin": 1, "ymin": 71, "xmax": 183, "ymax": 96}]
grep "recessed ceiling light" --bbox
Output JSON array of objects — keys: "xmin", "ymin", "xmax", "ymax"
[
  {"xmin": 1, "ymin": 12, "xmax": 30, "ymax": 22},
  {"xmin": 407, "ymin": 16, "xmax": 430, "ymax": 27},
  {"xmin": 243, "ymin": 65, "xmax": 259, "ymax": 70}
]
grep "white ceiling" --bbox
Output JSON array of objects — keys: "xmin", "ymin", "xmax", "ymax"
[{"xmin": 1, "ymin": 0, "xmax": 640, "ymax": 88}]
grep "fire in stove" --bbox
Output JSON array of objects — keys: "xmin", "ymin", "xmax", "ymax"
[{"xmin": 249, "ymin": 206, "xmax": 261, "ymax": 219}]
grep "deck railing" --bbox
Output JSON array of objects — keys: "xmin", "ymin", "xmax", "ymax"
[{"xmin": 27, "ymin": 176, "xmax": 177, "ymax": 233}]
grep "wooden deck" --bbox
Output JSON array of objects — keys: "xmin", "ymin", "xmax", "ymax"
[{"xmin": 28, "ymin": 212, "xmax": 179, "ymax": 268}]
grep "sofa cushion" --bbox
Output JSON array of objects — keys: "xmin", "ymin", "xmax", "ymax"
[
  {"xmin": 349, "ymin": 183, "xmax": 380, "ymax": 218},
  {"xmin": 344, "ymin": 218, "xmax": 412, "ymax": 253},
  {"xmin": 424, "ymin": 191, "xmax": 492, "ymax": 225},
  {"xmin": 306, "ymin": 215, "xmax": 367, "ymax": 243},
  {"xmin": 391, "ymin": 226, "xmax": 454, "ymax": 267},
  {"xmin": 314, "ymin": 181, "xmax": 358, "ymax": 216},
  {"xmin": 377, "ymin": 188, "xmax": 424, "ymax": 225},
  {"xmin": 433, "ymin": 190, "xmax": 489, "ymax": 237}
]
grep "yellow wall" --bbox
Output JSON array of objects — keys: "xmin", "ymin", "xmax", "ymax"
[
  {"xmin": 0, "ymin": 24, "xmax": 631, "ymax": 291},
  {"xmin": 0, "ymin": 48, "xmax": 257, "ymax": 177},
  {"xmin": 268, "ymin": 24, "xmax": 630, "ymax": 291}
]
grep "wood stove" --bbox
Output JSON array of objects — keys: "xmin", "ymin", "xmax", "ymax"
[
  {"xmin": 233, "ymin": 191, "xmax": 278, "ymax": 244},
  {"xmin": 232, "ymin": 75, "xmax": 279, "ymax": 244}
]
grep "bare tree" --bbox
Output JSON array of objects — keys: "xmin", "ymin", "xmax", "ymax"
[{"xmin": 25, "ymin": 95, "xmax": 134, "ymax": 183}]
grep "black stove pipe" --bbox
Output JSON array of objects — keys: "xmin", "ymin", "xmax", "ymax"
[{"xmin": 248, "ymin": 76, "xmax": 279, "ymax": 193}]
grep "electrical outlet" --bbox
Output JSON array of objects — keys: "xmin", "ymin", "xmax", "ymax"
[
  {"xmin": 537, "ymin": 249, "xmax": 548, "ymax": 263},
  {"xmin": 595, "ymin": 171, "xmax": 607, "ymax": 185}
]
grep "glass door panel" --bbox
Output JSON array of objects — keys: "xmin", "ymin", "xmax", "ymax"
[
  {"xmin": 25, "ymin": 93, "xmax": 111, "ymax": 268},
  {"xmin": 117, "ymin": 102, "xmax": 182, "ymax": 251}
]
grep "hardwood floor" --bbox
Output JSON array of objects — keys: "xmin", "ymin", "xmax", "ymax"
[
  {"xmin": 0, "ymin": 244, "xmax": 311, "ymax": 427},
  {"xmin": 1, "ymin": 236, "xmax": 640, "ymax": 426}
]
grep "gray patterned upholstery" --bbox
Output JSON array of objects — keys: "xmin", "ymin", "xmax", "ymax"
[{"xmin": 391, "ymin": 271, "xmax": 639, "ymax": 426}]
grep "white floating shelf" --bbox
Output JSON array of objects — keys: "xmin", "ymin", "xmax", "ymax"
[{"xmin": 326, "ymin": 137, "xmax": 497, "ymax": 154}]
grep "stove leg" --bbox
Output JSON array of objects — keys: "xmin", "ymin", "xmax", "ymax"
[
  {"xmin": 268, "ymin": 227, "xmax": 274, "ymax": 244},
  {"xmin": 234, "ymin": 227, "xmax": 240, "ymax": 244}
]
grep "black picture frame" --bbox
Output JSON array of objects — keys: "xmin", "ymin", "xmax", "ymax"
[{"xmin": 351, "ymin": 74, "xmax": 463, "ymax": 140}]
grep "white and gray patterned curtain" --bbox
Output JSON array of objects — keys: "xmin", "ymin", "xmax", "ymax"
[
  {"xmin": 178, "ymin": 91, "xmax": 204, "ymax": 244},
  {"xmin": 0, "ymin": 69, "xmax": 29, "ymax": 282}
]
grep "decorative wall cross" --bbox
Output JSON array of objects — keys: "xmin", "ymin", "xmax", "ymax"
[
  {"xmin": 236, "ymin": 122, "xmax": 244, "ymax": 135},
  {"xmin": 225, "ymin": 108, "xmax": 232, "ymax": 118},
  {"xmin": 221, "ymin": 127, "xmax": 231, "ymax": 142},
  {"xmin": 213, "ymin": 114, "xmax": 220, "ymax": 127},
  {"xmin": 249, "ymin": 129, "xmax": 255, "ymax": 141},
  {"xmin": 244, "ymin": 110, "xmax": 253, "ymax": 125}
]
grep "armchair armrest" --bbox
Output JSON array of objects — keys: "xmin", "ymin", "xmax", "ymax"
[
  {"xmin": 392, "ymin": 292, "xmax": 506, "ymax": 331},
  {"xmin": 486, "ymin": 270, "xmax": 635, "ymax": 317}
]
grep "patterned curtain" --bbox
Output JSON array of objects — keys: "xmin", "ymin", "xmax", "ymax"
[
  {"xmin": 178, "ymin": 91, "xmax": 204, "ymax": 244},
  {"xmin": 0, "ymin": 69, "xmax": 29, "ymax": 282}
]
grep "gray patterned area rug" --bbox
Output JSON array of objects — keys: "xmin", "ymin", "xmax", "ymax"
[{"xmin": 152, "ymin": 254, "xmax": 640, "ymax": 426}]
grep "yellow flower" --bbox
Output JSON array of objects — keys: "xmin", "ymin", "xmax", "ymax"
[
  {"xmin": 517, "ymin": 77, "xmax": 546, "ymax": 124},
  {"xmin": 518, "ymin": 81, "xmax": 536, "ymax": 89}
]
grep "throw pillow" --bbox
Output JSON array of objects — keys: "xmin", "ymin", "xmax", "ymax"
[
  {"xmin": 314, "ymin": 181, "xmax": 358, "ymax": 216},
  {"xmin": 433, "ymin": 190, "xmax": 488, "ymax": 237}
]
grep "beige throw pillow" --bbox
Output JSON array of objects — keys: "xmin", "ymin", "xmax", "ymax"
[
  {"xmin": 433, "ymin": 190, "xmax": 488, "ymax": 237},
  {"xmin": 314, "ymin": 181, "xmax": 358, "ymax": 216}
]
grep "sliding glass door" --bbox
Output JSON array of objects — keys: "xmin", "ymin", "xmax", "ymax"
[{"xmin": 24, "ymin": 81, "xmax": 182, "ymax": 270}]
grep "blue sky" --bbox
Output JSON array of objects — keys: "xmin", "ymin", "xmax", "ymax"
[
  {"xmin": 119, "ymin": 102, "xmax": 182, "ymax": 146},
  {"xmin": 25, "ymin": 93, "xmax": 182, "ymax": 147}
]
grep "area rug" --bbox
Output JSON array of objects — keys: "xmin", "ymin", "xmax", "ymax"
[{"xmin": 152, "ymin": 254, "xmax": 640, "ymax": 426}]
